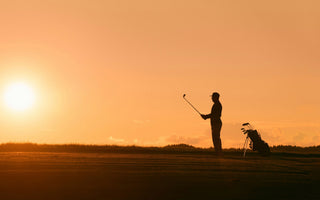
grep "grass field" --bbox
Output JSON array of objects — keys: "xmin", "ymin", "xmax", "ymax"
[{"xmin": 0, "ymin": 144, "xmax": 319, "ymax": 200}]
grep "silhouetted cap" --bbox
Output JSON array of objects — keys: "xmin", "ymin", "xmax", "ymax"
[{"xmin": 211, "ymin": 92, "xmax": 220, "ymax": 98}]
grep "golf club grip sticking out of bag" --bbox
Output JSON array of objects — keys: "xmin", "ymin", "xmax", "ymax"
[{"xmin": 183, "ymin": 94, "xmax": 202, "ymax": 116}]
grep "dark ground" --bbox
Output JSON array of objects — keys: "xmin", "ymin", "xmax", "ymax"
[{"xmin": 0, "ymin": 151, "xmax": 319, "ymax": 200}]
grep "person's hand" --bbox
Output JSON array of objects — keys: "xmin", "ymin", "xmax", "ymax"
[{"xmin": 201, "ymin": 114, "xmax": 206, "ymax": 120}]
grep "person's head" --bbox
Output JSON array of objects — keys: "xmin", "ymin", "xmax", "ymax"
[{"xmin": 211, "ymin": 92, "xmax": 220, "ymax": 103}]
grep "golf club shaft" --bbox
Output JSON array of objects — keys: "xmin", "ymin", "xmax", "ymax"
[{"xmin": 183, "ymin": 97, "xmax": 201, "ymax": 115}]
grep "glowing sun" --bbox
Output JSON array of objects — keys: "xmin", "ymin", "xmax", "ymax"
[{"xmin": 4, "ymin": 82, "xmax": 36, "ymax": 111}]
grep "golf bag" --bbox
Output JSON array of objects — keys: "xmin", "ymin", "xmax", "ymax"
[{"xmin": 241, "ymin": 123, "xmax": 270, "ymax": 157}]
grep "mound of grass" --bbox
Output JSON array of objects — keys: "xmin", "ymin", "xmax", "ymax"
[
  {"xmin": 0, "ymin": 143, "xmax": 319, "ymax": 154},
  {"xmin": 271, "ymin": 145, "xmax": 320, "ymax": 153},
  {"xmin": 0, "ymin": 143, "xmax": 229, "ymax": 154}
]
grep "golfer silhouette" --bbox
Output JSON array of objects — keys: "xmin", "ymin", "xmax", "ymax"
[{"xmin": 201, "ymin": 92, "xmax": 223, "ymax": 154}]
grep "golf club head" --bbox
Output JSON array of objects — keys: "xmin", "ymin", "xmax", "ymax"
[{"xmin": 183, "ymin": 94, "xmax": 186, "ymax": 98}]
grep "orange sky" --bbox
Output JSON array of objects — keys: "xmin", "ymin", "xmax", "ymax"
[{"xmin": 0, "ymin": 0, "xmax": 319, "ymax": 147}]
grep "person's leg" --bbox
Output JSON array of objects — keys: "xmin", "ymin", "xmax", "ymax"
[
  {"xmin": 212, "ymin": 122, "xmax": 222, "ymax": 152},
  {"xmin": 212, "ymin": 135, "xmax": 221, "ymax": 152}
]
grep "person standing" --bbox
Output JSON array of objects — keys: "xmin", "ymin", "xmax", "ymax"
[{"xmin": 201, "ymin": 92, "xmax": 223, "ymax": 154}]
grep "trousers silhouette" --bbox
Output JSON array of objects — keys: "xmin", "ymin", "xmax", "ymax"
[{"xmin": 211, "ymin": 119, "xmax": 222, "ymax": 153}]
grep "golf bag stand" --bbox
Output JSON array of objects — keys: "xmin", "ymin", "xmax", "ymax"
[{"xmin": 242, "ymin": 135, "xmax": 250, "ymax": 157}]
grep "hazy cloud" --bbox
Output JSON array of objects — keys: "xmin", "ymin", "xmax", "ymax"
[
  {"xmin": 153, "ymin": 122, "xmax": 320, "ymax": 148},
  {"xmin": 164, "ymin": 134, "xmax": 211, "ymax": 147},
  {"xmin": 133, "ymin": 138, "xmax": 139, "ymax": 144},
  {"xmin": 252, "ymin": 121, "xmax": 320, "ymax": 146},
  {"xmin": 108, "ymin": 136, "xmax": 125, "ymax": 144},
  {"xmin": 104, "ymin": 121, "xmax": 320, "ymax": 148}
]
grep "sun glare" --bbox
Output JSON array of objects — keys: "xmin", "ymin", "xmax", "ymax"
[{"xmin": 4, "ymin": 82, "xmax": 35, "ymax": 111}]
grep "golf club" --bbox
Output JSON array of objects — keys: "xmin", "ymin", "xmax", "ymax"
[{"xmin": 183, "ymin": 94, "xmax": 202, "ymax": 116}]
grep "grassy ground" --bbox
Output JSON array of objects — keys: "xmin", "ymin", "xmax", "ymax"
[
  {"xmin": 1, "ymin": 143, "xmax": 320, "ymax": 154},
  {"xmin": 0, "ymin": 144, "xmax": 319, "ymax": 200}
]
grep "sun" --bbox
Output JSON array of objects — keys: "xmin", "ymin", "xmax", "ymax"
[{"xmin": 3, "ymin": 82, "xmax": 36, "ymax": 111}]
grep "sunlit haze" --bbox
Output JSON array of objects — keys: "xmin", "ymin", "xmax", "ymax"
[
  {"xmin": 3, "ymin": 82, "xmax": 35, "ymax": 111},
  {"xmin": 0, "ymin": 0, "xmax": 319, "ymax": 147}
]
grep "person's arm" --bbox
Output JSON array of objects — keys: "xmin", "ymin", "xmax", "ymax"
[{"xmin": 201, "ymin": 113, "xmax": 211, "ymax": 120}]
